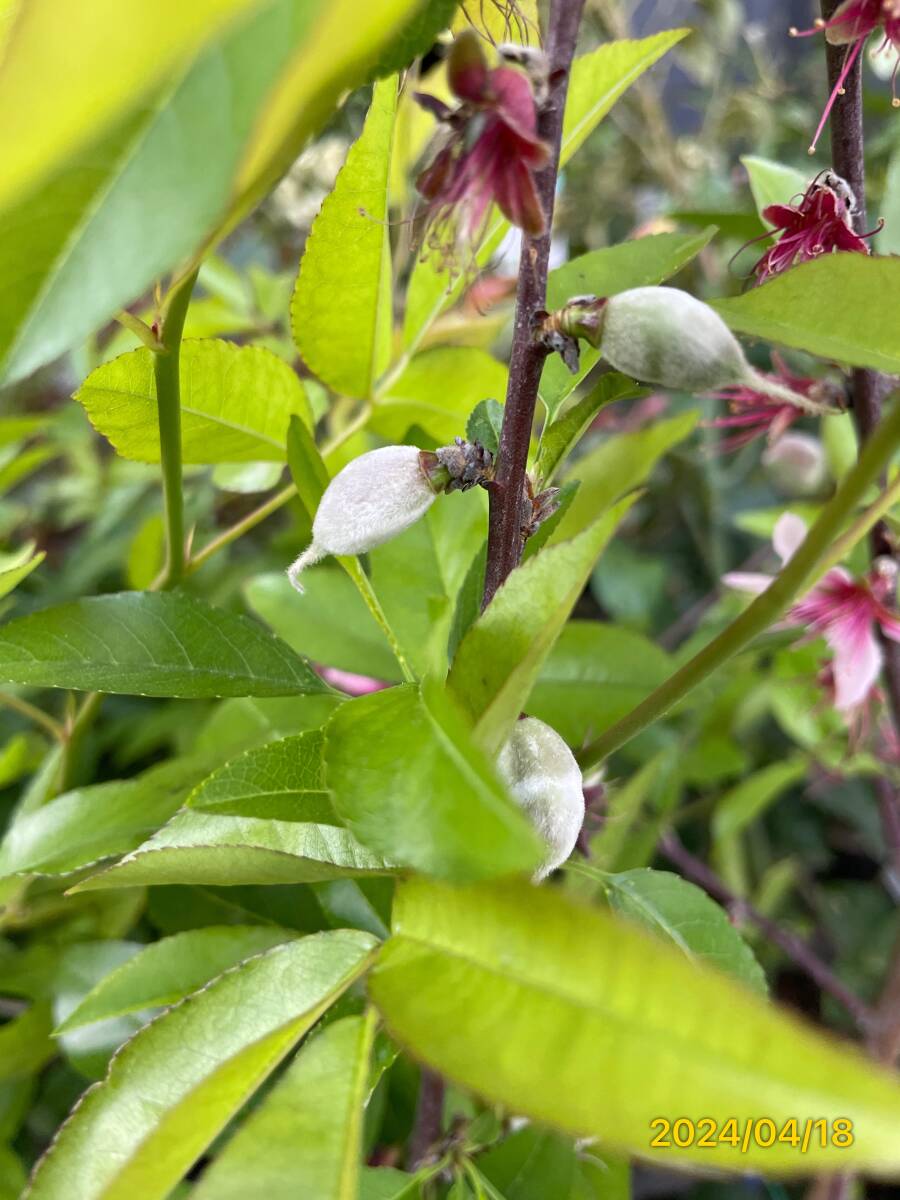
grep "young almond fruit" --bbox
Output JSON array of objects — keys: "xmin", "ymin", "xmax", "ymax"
[
  {"xmin": 555, "ymin": 287, "xmax": 831, "ymax": 415},
  {"xmin": 288, "ymin": 445, "xmax": 441, "ymax": 591},
  {"xmin": 497, "ymin": 717, "xmax": 584, "ymax": 881}
]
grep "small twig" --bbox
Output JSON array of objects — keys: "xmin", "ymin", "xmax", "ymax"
[
  {"xmin": 187, "ymin": 483, "xmax": 298, "ymax": 575},
  {"xmin": 659, "ymin": 830, "xmax": 873, "ymax": 1032},
  {"xmin": 408, "ymin": 1069, "xmax": 446, "ymax": 1170},
  {"xmin": 482, "ymin": 0, "xmax": 587, "ymax": 606},
  {"xmin": 0, "ymin": 692, "xmax": 63, "ymax": 741}
]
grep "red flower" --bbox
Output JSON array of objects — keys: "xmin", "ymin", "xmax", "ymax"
[
  {"xmin": 751, "ymin": 173, "xmax": 878, "ymax": 283},
  {"xmin": 791, "ymin": 0, "xmax": 900, "ymax": 153},
  {"xmin": 415, "ymin": 31, "xmax": 550, "ymax": 265},
  {"xmin": 705, "ymin": 354, "xmax": 842, "ymax": 452}
]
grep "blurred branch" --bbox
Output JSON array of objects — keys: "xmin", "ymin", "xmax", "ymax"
[
  {"xmin": 482, "ymin": 0, "xmax": 587, "ymax": 605},
  {"xmin": 660, "ymin": 830, "xmax": 873, "ymax": 1032},
  {"xmin": 0, "ymin": 692, "xmax": 63, "ymax": 741}
]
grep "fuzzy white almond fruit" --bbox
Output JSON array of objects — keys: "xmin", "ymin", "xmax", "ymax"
[
  {"xmin": 497, "ymin": 717, "xmax": 584, "ymax": 881},
  {"xmin": 288, "ymin": 445, "xmax": 438, "ymax": 591},
  {"xmin": 568, "ymin": 287, "xmax": 828, "ymax": 416}
]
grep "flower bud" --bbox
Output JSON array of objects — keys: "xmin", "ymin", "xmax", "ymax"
[
  {"xmin": 287, "ymin": 445, "xmax": 441, "ymax": 591},
  {"xmin": 762, "ymin": 433, "xmax": 829, "ymax": 497},
  {"xmin": 497, "ymin": 717, "xmax": 584, "ymax": 881}
]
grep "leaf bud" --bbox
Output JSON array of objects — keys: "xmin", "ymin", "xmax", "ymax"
[
  {"xmin": 287, "ymin": 445, "xmax": 442, "ymax": 591},
  {"xmin": 497, "ymin": 717, "xmax": 584, "ymax": 881}
]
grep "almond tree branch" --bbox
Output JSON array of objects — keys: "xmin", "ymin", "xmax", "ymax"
[
  {"xmin": 660, "ymin": 830, "xmax": 873, "ymax": 1032},
  {"xmin": 482, "ymin": 0, "xmax": 586, "ymax": 606}
]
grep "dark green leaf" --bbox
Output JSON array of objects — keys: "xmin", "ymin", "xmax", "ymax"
[
  {"xmin": 0, "ymin": 592, "xmax": 327, "ymax": 697},
  {"xmin": 535, "ymin": 374, "xmax": 646, "ymax": 486}
]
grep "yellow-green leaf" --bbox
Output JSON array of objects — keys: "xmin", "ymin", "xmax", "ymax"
[
  {"xmin": 0, "ymin": 0, "xmax": 266, "ymax": 211},
  {"xmin": 371, "ymin": 878, "xmax": 900, "ymax": 1176},
  {"xmin": 192, "ymin": 1012, "xmax": 376, "ymax": 1199},
  {"xmin": 292, "ymin": 77, "xmax": 399, "ymax": 399},
  {"xmin": 26, "ymin": 932, "xmax": 377, "ymax": 1200},
  {"xmin": 77, "ymin": 340, "xmax": 310, "ymax": 464}
]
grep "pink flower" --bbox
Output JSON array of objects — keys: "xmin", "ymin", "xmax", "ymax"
[
  {"xmin": 751, "ymin": 174, "xmax": 878, "ymax": 283},
  {"xmin": 704, "ymin": 354, "xmax": 837, "ymax": 451},
  {"xmin": 415, "ymin": 30, "xmax": 549, "ymax": 263},
  {"xmin": 724, "ymin": 512, "xmax": 900, "ymax": 711},
  {"xmin": 319, "ymin": 666, "xmax": 387, "ymax": 696},
  {"xmin": 790, "ymin": 0, "xmax": 900, "ymax": 153}
]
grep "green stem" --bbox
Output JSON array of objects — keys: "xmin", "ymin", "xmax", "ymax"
[
  {"xmin": 154, "ymin": 269, "xmax": 198, "ymax": 588},
  {"xmin": 187, "ymin": 483, "xmax": 298, "ymax": 576},
  {"xmin": 0, "ymin": 692, "xmax": 63, "ymax": 741},
  {"xmin": 341, "ymin": 558, "xmax": 416, "ymax": 683},
  {"xmin": 578, "ymin": 389, "xmax": 900, "ymax": 772},
  {"xmin": 57, "ymin": 690, "xmax": 103, "ymax": 792}
]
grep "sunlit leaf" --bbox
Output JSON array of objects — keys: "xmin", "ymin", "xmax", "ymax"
[
  {"xmin": 293, "ymin": 77, "xmax": 398, "ymax": 399},
  {"xmin": 192, "ymin": 1012, "xmax": 376, "ymax": 1199},
  {"xmin": 371, "ymin": 878, "xmax": 900, "ymax": 1174},
  {"xmin": 77, "ymin": 340, "xmax": 310, "ymax": 464},
  {"xmin": 27, "ymin": 932, "xmax": 377, "ymax": 1200}
]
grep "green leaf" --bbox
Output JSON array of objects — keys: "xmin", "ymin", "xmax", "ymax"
[
  {"xmin": 0, "ymin": 756, "xmax": 212, "ymax": 881},
  {"xmin": 360, "ymin": 1167, "xmax": 424, "ymax": 1199},
  {"xmin": 367, "ymin": 489, "xmax": 488, "ymax": 678},
  {"xmin": 550, "ymin": 410, "xmax": 698, "ymax": 544},
  {"xmin": 71, "ymin": 810, "xmax": 390, "ymax": 892},
  {"xmin": 371, "ymin": 877, "xmax": 900, "ymax": 1174},
  {"xmin": 0, "ymin": 1145, "xmax": 26, "ymax": 1200},
  {"xmin": 374, "ymin": 0, "xmax": 458, "ymax": 76},
  {"xmin": 27, "ymin": 931, "xmax": 377, "ymax": 1200},
  {"xmin": 562, "ymin": 30, "xmax": 688, "ymax": 165},
  {"xmin": 402, "ymin": 29, "xmax": 689, "ymax": 355},
  {"xmin": 0, "ymin": 0, "xmax": 266, "ymax": 211},
  {"xmin": 711, "ymin": 758, "xmax": 809, "ymax": 895},
  {"xmin": 540, "ymin": 228, "xmax": 717, "ymax": 418},
  {"xmin": 448, "ymin": 500, "xmax": 633, "ymax": 755},
  {"xmin": 287, "ymin": 413, "xmax": 331, "ymax": 519},
  {"xmin": 0, "ymin": 541, "xmax": 44, "ymax": 600},
  {"xmin": 77, "ymin": 340, "xmax": 310, "ymax": 464},
  {"xmin": 246, "ymin": 570, "xmax": 401, "ymax": 682},
  {"xmin": 0, "ymin": 1003, "xmax": 54, "ymax": 1082},
  {"xmin": 292, "ymin": 77, "xmax": 398, "ymax": 399},
  {"xmin": 325, "ymin": 682, "xmax": 541, "ymax": 880},
  {"xmin": 711, "ymin": 256, "xmax": 900, "ymax": 374},
  {"xmin": 527, "ymin": 622, "xmax": 674, "ymax": 746},
  {"xmin": 741, "ymin": 155, "xmax": 808, "ymax": 220},
  {"xmin": 0, "ymin": 1, "xmax": 321, "ymax": 385},
  {"xmin": 477, "ymin": 1127, "xmax": 577, "ymax": 1200},
  {"xmin": 535, "ymin": 374, "xmax": 645, "ymax": 486},
  {"xmin": 373, "ymin": 348, "xmax": 507, "ymax": 444},
  {"xmin": 583, "ymin": 866, "xmax": 766, "ymax": 994},
  {"xmin": 56, "ymin": 926, "xmax": 296, "ymax": 1033},
  {"xmin": 188, "ymin": 731, "xmax": 335, "ymax": 821},
  {"xmin": 0, "ymin": 592, "xmax": 327, "ymax": 697},
  {"xmin": 192, "ymin": 1011, "xmax": 375, "ymax": 1199},
  {"xmin": 466, "ymin": 399, "xmax": 505, "ymax": 458}
]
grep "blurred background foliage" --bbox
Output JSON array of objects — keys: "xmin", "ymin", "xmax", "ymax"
[{"xmin": 2, "ymin": 2, "xmax": 900, "ymax": 1197}]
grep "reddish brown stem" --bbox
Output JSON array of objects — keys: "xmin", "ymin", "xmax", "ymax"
[{"xmin": 482, "ymin": 0, "xmax": 586, "ymax": 606}]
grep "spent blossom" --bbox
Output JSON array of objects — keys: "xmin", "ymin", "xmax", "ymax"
[
  {"xmin": 751, "ymin": 172, "xmax": 878, "ymax": 283},
  {"xmin": 725, "ymin": 512, "xmax": 900, "ymax": 712},
  {"xmin": 705, "ymin": 354, "xmax": 843, "ymax": 452},
  {"xmin": 790, "ymin": 0, "xmax": 900, "ymax": 153},
  {"xmin": 414, "ymin": 30, "xmax": 550, "ymax": 265}
]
